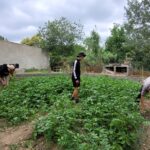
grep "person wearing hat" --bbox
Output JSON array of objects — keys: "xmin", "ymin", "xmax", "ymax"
[
  {"xmin": 0, "ymin": 63, "xmax": 19, "ymax": 86},
  {"xmin": 71, "ymin": 52, "xmax": 86, "ymax": 103}
]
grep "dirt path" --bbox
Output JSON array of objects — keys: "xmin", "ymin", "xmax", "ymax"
[
  {"xmin": 142, "ymin": 100, "xmax": 150, "ymax": 113},
  {"xmin": 140, "ymin": 125, "xmax": 150, "ymax": 150},
  {"xmin": 0, "ymin": 122, "xmax": 33, "ymax": 150},
  {"xmin": 139, "ymin": 100, "xmax": 150, "ymax": 150}
]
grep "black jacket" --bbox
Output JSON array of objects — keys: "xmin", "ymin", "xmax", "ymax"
[
  {"xmin": 72, "ymin": 59, "xmax": 80, "ymax": 80},
  {"xmin": 0, "ymin": 64, "xmax": 9, "ymax": 77}
]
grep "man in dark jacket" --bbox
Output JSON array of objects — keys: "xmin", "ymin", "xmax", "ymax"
[
  {"xmin": 71, "ymin": 52, "xmax": 86, "ymax": 103},
  {"xmin": 0, "ymin": 63, "xmax": 19, "ymax": 86}
]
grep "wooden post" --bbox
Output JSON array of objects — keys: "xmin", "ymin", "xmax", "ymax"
[{"xmin": 114, "ymin": 66, "xmax": 116, "ymax": 75}]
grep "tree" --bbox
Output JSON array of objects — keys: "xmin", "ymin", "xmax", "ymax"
[
  {"xmin": 124, "ymin": 0, "xmax": 150, "ymax": 69},
  {"xmin": 21, "ymin": 34, "xmax": 41, "ymax": 47},
  {"xmin": 84, "ymin": 30, "xmax": 103, "ymax": 72},
  {"xmin": 39, "ymin": 17, "xmax": 83, "ymax": 69},
  {"xmin": 84, "ymin": 30, "xmax": 100, "ymax": 56},
  {"xmin": 102, "ymin": 50, "xmax": 117, "ymax": 64},
  {"xmin": 105, "ymin": 24, "xmax": 128, "ymax": 63}
]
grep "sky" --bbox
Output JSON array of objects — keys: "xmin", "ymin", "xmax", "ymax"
[{"xmin": 0, "ymin": 0, "xmax": 127, "ymax": 44}]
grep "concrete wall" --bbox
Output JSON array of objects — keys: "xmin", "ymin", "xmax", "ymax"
[{"xmin": 0, "ymin": 40, "xmax": 49, "ymax": 70}]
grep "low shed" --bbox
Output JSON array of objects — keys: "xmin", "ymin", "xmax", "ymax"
[{"xmin": 105, "ymin": 64, "xmax": 131, "ymax": 76}]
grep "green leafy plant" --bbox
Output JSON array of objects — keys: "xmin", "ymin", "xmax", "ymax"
[{"xmin": 0, "ymin": 75, "xmax": 144, "ymax": 149}]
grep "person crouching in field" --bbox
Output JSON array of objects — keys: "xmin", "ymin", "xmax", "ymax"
[
  {"xmin": 0, "ymin": 63, "xmax": 19, "ymax": 86},
  {"xmin": 137, "ymin": 76, "xmax": 150, "ymax": 111},
  {"xmin": 71, "ymin": 52, "xmax": 86, "ymax": 103}
]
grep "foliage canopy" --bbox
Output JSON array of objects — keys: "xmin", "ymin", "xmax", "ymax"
[{"xmin": 124, "ymin": 0, "xmax": 150, "ymax": 69}]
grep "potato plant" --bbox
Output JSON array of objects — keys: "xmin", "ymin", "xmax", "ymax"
[{"xmin": 0, "ymin": 75, "xmax": 143, "ymax": 149}]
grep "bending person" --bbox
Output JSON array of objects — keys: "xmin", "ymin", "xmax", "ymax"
[
  {"xmin": 0, "ymin": 64, "xmax": 19, "ymax": 86},
  {"xmin": 137, "ymin": 76, "xmax": 150, "ymax": 110}
]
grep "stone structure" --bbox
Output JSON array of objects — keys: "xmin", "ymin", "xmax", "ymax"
[
  {"xmin": 105, "ymin": 64, "xmax": 132, "ymax": 76},
  {"xmin": 0, "ymin": 40, "xmax": 49, "ymax": 71}
]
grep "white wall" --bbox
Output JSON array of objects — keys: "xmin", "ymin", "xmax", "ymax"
[{"xmin": 0, "ymin": 40, "xmax": 49, "ymax": 70}]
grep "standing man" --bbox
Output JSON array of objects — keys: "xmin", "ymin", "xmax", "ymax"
[
  {"xmin": 137, "ymin": 76, "xmax": 150, "ymax": 111},
  {"xmin": 71, "ymin": 52, "xmax": 86, "ymax": 103}
]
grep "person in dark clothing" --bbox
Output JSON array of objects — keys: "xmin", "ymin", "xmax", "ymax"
[
  {"xmin": 71, "ymin": 52, "xmax": 86, "ymax": 103},
  {"xmin": 0, "ymin": 63, "xmax": 19, "ymax": 86}
]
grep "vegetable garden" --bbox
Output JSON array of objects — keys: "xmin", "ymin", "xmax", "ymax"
[{"xmin": 0, "ymin": 75, "xmax": 144, "ymax": 150}]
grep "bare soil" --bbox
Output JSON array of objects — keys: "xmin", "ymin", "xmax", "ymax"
[
  {"xmin": 139, "ymin": 100, "xmax": 150, "ymax": 150},
  {"xmin": 0, "ymin": 122, "xmax": 33, "ymax": 150},
  {"xmin": 0, "ymin": 120, "xmax": 58, "ymax": 150},
  {"xmin": 140, "ymin": 125, "xmax": 150, "ymax": 150}
]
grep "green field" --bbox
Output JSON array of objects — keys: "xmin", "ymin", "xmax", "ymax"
[{"xmin": 0, "ymin": 75, "xmax": 143, "ymax": 150}]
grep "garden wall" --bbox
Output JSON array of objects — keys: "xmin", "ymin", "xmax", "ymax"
[{"xmin": 0, "ymin": 40, "xmax": 49, "ymax": 70}]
